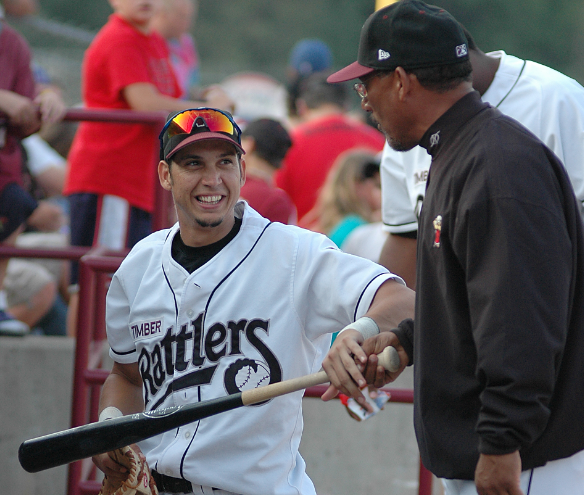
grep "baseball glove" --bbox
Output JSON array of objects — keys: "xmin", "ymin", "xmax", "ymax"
[{"xmin": 98, "ymin": 446, "xmax": 158, "ymax": 495}]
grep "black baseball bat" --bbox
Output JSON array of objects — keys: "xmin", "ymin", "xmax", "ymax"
[{"xmin": 19, "ymin": 347, "xmax": 399, "ymax": 473}]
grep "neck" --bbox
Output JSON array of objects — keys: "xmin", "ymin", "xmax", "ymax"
[
  {"xmin": 179, "ymin": 215, "xmax": 236, "ymax": 247},
  {"xmin": 299, "ymin": 104, "xmax": 344, "ymax": 123},
  {"xmin": 121, "ymin": 15, "xmax": 152, "ymax": 34},
  {"xmin": 245, "ymin": 157, "xmax": 276, "ymax": 184},
  {"xmin": 415, "ymin": 82, "xmax": 475, "ymax": 140},
  {"xmin": 469, "ymin": 49, "xmax": 500, "ymax": 96}
]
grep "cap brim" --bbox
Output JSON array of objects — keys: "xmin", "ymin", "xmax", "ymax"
[
  {"xmin": 327, "ymin": 62, "xmax": 375, "ymax": 83},
  {"xmin": 166, "ymin": 132, "xmax": 245, "ymax": 160}
]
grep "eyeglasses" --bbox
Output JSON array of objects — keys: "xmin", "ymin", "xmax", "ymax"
[
  {"xmin": 353, "ymin": 71, "xmax": 388, "ymax": 100},
  {"xmin": 159, "ymin": 107, "xmax": 242, "ymax": 146},
  {"xmin": 353, "ymin": 82, "xmax": 367, "ymax": 100}
]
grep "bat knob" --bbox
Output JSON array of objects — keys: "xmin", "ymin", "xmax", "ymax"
[{"xmin": 377, "ymin": 346, "xmax": 400, "ymax": 372}]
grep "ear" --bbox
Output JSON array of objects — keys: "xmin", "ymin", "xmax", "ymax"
[
  {"xmin": 239, "ymin": 156, "xmax": 247, "ymax": 186},
  {"xmin": 158, "ymin": 160, "xmax": 173, "ymax": 191},
  {"xmin": 394, "ymin": 67, "xmax": 414, "ymax": 101},
  {"xmin": 240, "ymin": 136, "xmax": 256, "ymax": 155}
]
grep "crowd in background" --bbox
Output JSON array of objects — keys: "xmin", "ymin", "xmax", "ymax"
[
  {"xmin": 3, "ymin": 0, "xmax": 584, "ymax": 342},
  {"xmin": 0, "ymin": 0, "xmax": 387, "ymax": 338}
]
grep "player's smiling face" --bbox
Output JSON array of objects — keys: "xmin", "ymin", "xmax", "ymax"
[{"xmin": 159, "ymin": 139, "xmax": 246, "ymax": 246}]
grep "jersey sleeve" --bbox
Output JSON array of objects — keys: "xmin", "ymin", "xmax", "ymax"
[
  {"xmin": 538, "ymin": 77, "xmax": 584, "ymax": 214},
  {"xmin": 381, "ymin": 141, "xmax": 423, "ymax": 234},
  {"xmin": 106, "ymin": 270, "xmax": 138, "ymax": 363},
  {"xmin": 292, "ymin": 230, "xmax": 403, "ymax": 341}
]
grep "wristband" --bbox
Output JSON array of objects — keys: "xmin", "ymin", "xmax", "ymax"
[
  {"xmin": 339, "ymin": 316, "xmax": 380, "ymax": 340},
  {"xmin": 99, "ymin": 406, "xmax": 123, "ymax": 422}
]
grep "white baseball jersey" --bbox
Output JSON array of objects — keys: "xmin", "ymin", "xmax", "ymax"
[
  {"xmin": 381, "ymin": 50, "xmax": 584, "ymax": 233},
  {"xmin": 106, "ymin": 202, "xmax": 400, "ymax": 495}
]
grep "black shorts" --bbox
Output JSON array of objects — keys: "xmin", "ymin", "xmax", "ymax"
[
  {"xmin": 0, "ymin": 183, "xmax": 38, "ymax": 242},
  {"xmin": 68, "ymin": 193, "xmax": 152, "ymax": 284}
]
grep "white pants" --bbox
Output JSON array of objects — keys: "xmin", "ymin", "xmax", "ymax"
[{"xmin": 443, "ymin": 449, "xmax": 584, "ymax": 495}]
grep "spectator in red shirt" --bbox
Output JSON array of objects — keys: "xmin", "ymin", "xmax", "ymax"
[
  {"xmin": 64, "ymin": 0, "xmax": 233, "ymax": 336},
  {"xmin": 275, "ymin": 72, "xmax": 385, "ymax": 225},
  {"xmin": 239, "ymin": 118, "xmax": 296, "ymax": 225}
]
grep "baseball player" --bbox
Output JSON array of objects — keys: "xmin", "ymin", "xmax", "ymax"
[
  {"xmin": 379, "ymin": 26, "xmax": 584, "ymax": 289},
  {"xmin": 93, "ymin": 107, "xmax": 415, "ymax": 495}
]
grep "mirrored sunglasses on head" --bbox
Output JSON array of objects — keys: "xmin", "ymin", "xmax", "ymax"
[{"xmin": 160, "ymin": 107, "xmax": 242, "ymax": 144}]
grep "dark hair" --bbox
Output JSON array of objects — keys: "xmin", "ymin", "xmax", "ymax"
[
  {"xmin": 298, "ymin": 71, "xmax": 349, "ymax": 110},
  {"xmin": 242, "ymin": 118, "xmax": 292, "ymax": 169},
  {"xmin": 372, "ymin": 57, "xmax": 472, "ymax": 94},
  {"xmin": 407, "ymin": 60, "xmax": 472, "ymax": 93}
]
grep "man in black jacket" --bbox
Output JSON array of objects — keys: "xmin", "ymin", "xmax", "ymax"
[{"xmin": 321, "ymin": 2, "xmax": 584, "ymax": 494}]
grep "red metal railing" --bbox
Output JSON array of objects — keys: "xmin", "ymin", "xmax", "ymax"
[{"xmin": 3, "ymin": 107, "xmax": 432, "ymax": 495}]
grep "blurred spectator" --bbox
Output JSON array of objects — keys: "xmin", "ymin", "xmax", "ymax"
[
  {"xmin": 305, "ymin": 149, "xmax": 382, "ymax": 248},
  {"xmin": 22, "ymin": 133, "xmax": 66, "ymax": 202},
  {"xmin": 286, "ymin": 38, "xmax": 333, "ymax": 125},
  {"xmin": 239, "ymin": 118, "xmax": 296, "ymax": 224},
  {"xmin": 0, "ymin": 0, "xmax": 37, "ymax": 17},
  {"xmin": 151, "ymin": 0, "xmax": 200, "ymax": 99},
  {"xmin": 275, "ymin": 72, "xmax": 385, "ymax": 225},
  {"xmin": 221, "ymin": 71, "xmax": 288, "ymax": 127},
  {"xmin": 0, "ymin": 8, "xmax": 66, "ymax": 335},
  {"xmin": 63, "ymin": 0, "xmax": 233, "ymax": 337},
  {"xmin": 8, "ymin": 130, "xmax": 70, "ymax": 337},
  {"xmin": 341, "ymin": 222, "xmax": 388, "ymax": 263}
]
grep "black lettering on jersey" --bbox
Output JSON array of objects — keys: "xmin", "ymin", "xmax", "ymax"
[
  {"xmin": 161, "ymin": 327, "xmax": 175, "ymax": 377},
  {"xmin": 245, "ymin": 319, "xmax": 282, "ymax": 385},
  {"xmin": 227, "ymin": 319, "xmax": 247, "ymax": 355},
  {"xmin": 131, "ymin": 320, "xmax": 162, "ymax": 339},
  {"xmin": 151, "ymin": 346, "xmax": 165, "ymax": 387},
  {"xmin": 191, "ymin": 313, "xmax": 204, "ymax": 366},
  {"xmin": 138, "ymin": 313, "xmax": 282, "ymax": 405},
  {"xmin": 138, "ymin": 348, "xmax": 155, "ymax": 405},
  {"xmin": 205, "ymin": 322, "xmax": 228, "ymax": 361},
  {"xmin": 414, "ymin": 170, "xmax": 429, "ymax": 185},
  {"xmin": 175, "ymin": 323, "xmax": 193, "ymax": 372}
]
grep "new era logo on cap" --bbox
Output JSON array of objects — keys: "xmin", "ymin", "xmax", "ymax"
[
  {"xmin": 378, "ymin": 49, "xmax": 390, "ymax": 61},
  {"xmin": 455, "ymin": 44, "xmax": 468, "ymax": 58}
]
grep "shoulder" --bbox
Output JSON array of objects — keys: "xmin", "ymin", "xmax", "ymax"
[
  {"xmin": 118, "ymin": 228, "xmax": 172, "ymax": 270},
  {"xmin": 90, "ymin": 15, "xmax": 143, "ymax": 48},
  {"xmin": 261, "ymin": 216, "xmax": 332, "ymax": 247},
  {"xmin": 499, "ymin": 52, "xmax": 584, "ymax": 98},
  {"xmin": 522, "ymin": 60, "xmax": 583, "ymax": 92},
  {"xmin": 0, "ymin": 21, "xmax": 31, "ymax": 56},
  {"xmin": 458, "ymin": 113, "xmax": 561, "ymax": 201}
]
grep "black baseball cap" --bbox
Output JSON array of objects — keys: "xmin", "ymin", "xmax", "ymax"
[
  {"xmin": 327, "ymin": 0, "xmax": 469, "ymax": 83},
  {"xmin": 242, "ymin": 118, "xmax": 292, "ymax": 169}
]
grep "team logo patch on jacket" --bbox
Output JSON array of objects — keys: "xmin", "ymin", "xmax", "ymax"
[{"xmin": 433, "ymin": 215, "xmax": 442, "ymax": 248}]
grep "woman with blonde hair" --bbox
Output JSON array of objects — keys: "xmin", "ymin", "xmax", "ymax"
[{"xmin": 303, "ymin": 148, "xmax": 382, "ymax": 248}]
